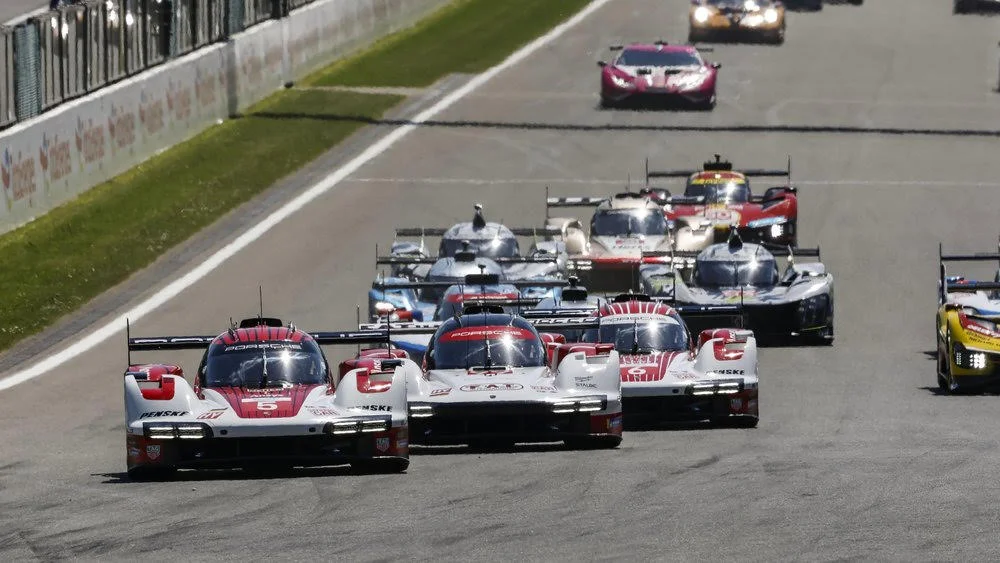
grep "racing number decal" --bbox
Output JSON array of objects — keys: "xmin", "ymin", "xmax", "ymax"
[
  {"xmin": 627, "ymin": 367, "xmax": 648, "ymax": 376},
  {"xmin": 256, "ymin": 401, "xmax": 279, "ymax": 411}
]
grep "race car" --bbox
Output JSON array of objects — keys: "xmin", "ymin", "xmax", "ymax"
[
  {"xmin": 381, "ymin": 203, "xmax": 564, "ymax": 283},
  {"xmin": 123, "ymin": 317, "xmax": 411, "ymax": 480},
  {"xmin": 597, "ymin": 41, "xmax": 720, "ymax": 109},
  {"xmin": 689, "ymin": 0, "xmax": 787, "ymax": 44},
  {"xmin": 646, "ymin": 154, "xmax": 798, "ymax": 251},
  {"xmin": 340, "ymin": 303, "xmax": 624, "ymax": 449},
  {"xmin": 936, "ymin": 243, "xmax": 1000, "ymax": 393},
  {"xmin": 536, "ymin": 294, "xmax": 758, "ymax": 427},
  {"xmin": 546, "ymin": 190, "xmax": 673, "ymax": 293},
  {"xmin": 640, "ymin": 232, "xmax": 833, "ymax": 344},
  {"xmin": 954, "ymin": 0, "xmax": 999, "ymax": 13}
]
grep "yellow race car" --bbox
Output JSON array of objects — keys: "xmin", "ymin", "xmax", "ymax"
[
  {"xmin": 936, "ymin": 244, "xmax": 1000, "ymax": 393},
  {"xmin": 689, "ymin": 0, "xmax": 787, "ymax": 45}
]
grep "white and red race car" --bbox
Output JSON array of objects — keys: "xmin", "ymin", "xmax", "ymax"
[
  {"xmin": 529, "ymin": 294, "xmax": 759, "ymax": 427},
  {"xmin": 124, "ymin": 317, "xmax": 410, "ymax": 480}
]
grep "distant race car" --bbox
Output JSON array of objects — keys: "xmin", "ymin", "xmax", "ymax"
[
  {"xmin": 531, "ymin": 294, "xmax": 759, "ymax": 427},
  {"xmin": 546, "ymin": 190, "xmax": 673, "ymax": 293},
  {"xmin": 954, "ymin": 0, "xmax": 999, "ymax": 13},
  {"xmin": 382, "ymin": 203, "xmax": 564, "ymax": 283},
  {"xmin": 689, "ymin": 0, "xmax": 788, "ymax": 44},
  {"xmin": 936, "ymin": 243, "xmax": 1000, "ymax": 393},
  {"xmin": 124, "ymin": 317, "xmax": 411, "ymax": 480},
  {"xmin": 646, "ymin": 154, "xmax": 798, "ymax": 251},
  {"xmin": 640, "ymin": 232, "xmax": 833, "ymax": 344},
  {"xmin": 598, "ymin": 41, "xmax": 720, "ymax": 109},
  {"xmin": 341, "ymin": 303, "xmax": 624, "ymax": 449}
]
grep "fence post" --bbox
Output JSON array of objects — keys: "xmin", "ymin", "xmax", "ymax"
[{"xmin": 13, "ymin": 23, "xmax": 42, "ymax": 121}]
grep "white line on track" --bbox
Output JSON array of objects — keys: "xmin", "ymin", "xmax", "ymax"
[
  {"xmin": 0, "ymin": 0, "xmax": 614, "ymax": 392},
  {"xmin": 349, "ymin": 177, "xmax": 1000, "ymax": 188}
]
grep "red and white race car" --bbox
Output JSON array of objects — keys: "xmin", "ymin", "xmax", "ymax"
[
  {"xmin": 598, "ymin": 41, "xmax": 720, "ymax": 109},
  {"xmin": 645, "ymin": 154, "xmax": 798, "ymax": 251},
  {"xmin": 530, "ymin": 294, "xmax": 759, "ymax": 427},
  {"xmin": 124, "ymin": 317, "xmax": 410, "ymax": 479}
]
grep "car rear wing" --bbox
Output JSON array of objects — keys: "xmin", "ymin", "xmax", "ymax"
[
  {"xmin": 938, "ymin": 239, "xmax": 1000, "ymax": 302},
  {"xmin": 644, "ymin": 155, "xmax": 792, "ymax": 182},
  {"xmin": 372, "ymin": 276, "xmax": 570, "ymax": 291},
  {"xmin": 523, "ymin": 304, "xmax": 745, "ymax": 334},
  {"xmin": 641, "ymin": 246, "xmax": 820, "ymax": 261},
  {"xmin": 394, "ymin": 226, "xmax": 561, "ymax": 238},
  {"xmin": 375, "ymin": 255, "xmax": 559, "ymax": 266}
]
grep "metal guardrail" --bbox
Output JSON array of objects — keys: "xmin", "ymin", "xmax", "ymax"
[{"xmin": 0, "ymin": 0, "xmax": 318, "ymax": 131}]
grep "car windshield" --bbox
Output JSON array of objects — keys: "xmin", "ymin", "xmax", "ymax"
[
  {"xmin": 591, "ymin": 209, "xmax": 667, "ymax": 237},
  {"xmin": 432, "ymin": 324, "xmax": 546, "ymax": 369},
  {"xmin": 685, "ymin": 181, "xmax": 750, "ymax": 203},
  {"xmin": 617, "ymin": 49, "xmax": 701, "ymax": 67},
  {"xmin": 205, "ymin": 341, "xmax": 326, "ymax": 387},
  {"xmin": 440, "ymin": 237, "xmax": 519, "ymax": 259},
  {"xmin": 695, "ymin": 259, "xmax": 778, "ymax": 287},
  {"xmin": 583, "ymin": 321, "xmax": 688, "ymax": 351}
]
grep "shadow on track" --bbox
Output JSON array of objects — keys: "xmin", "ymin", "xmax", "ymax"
[
  {"xmin": 411, "ymin": 442, "xmax": 585, "ymax": 456},
  {"xmin": 95, "ymin": 465, "xmax": 362, "ymax": 484},
  {"xmin": 242, "ymin": 112, "xmax": 1000, "ymax": 138}
]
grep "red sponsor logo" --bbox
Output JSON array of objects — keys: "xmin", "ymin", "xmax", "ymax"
[
  {"xmin": 439, "ymin": 326, "xmax": 535, "ymax": 342},
  {"xmin": 375, "ymin": 436, "xmax": 390, "ymax": 453},
  {"xmin": 446, "ymin": 292, "xmax": 517, "ymax": 303},
  {"xmin": 146, "ymin": 445, "xmax": 161, "ymax": 460},
  {"xmin": 194, "ymin": 67, "xmax": 218, "ymax": 108},
  {"xmin": 429, "ymin": 388, "xmax": 451, "ymax": 396},
  {"xmin": 39, "ymin": 133, "xmax": 72, "ymax": 184},
  {"xmin": 1, "ymin": 148, "xmax": 37, "ymax": 207},
  {"xmin": 166, "ymin": 79, "xmax": 192, "ymax": 122},
  {"xmin": 75, "ymin": 117, "xmax": 106, "ymax": 165},
  {"xmin": 139, "ymin": 90, "xmax": 165, "ymax": 136},
  {"xmin": 196, "ymin": 410, "xmax": 225, "ymax": 420},
  {"xmin": 108, "ymin": 104, "xmax": 137, "ymax": 152}
]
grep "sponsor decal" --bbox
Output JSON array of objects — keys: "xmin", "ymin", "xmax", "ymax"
[
  {"xmin": 671, "ymin": 371, "xmax": 701, "ymax": 381},
  {"xmin": 460, "ymin": 383, "xmax": 524, "ymax": 392},
  {"xmin": 196, "ymin": 409, "xmax": 226, "ymax": 420},
  {"xmin": 307, "ymin": 407, "xmax": 338, "ymax": 416},
  {"xmin": 429, "ymin": 387, "xmax": 452, "ymax": 397},
  {"xmin": 711, "ymin": 369, "xmax": 745, "ymax": 375},
  {"xmin": 530, "ymin": 385, "xmax": 558, "ymax": 393},
  {"xmin": 224, "ymin": 342, "xmax": 302, "ymax": 352},
  {"xmin": 0, "ymin": 148, "xmax": 37, "ymax": 209},
  {"xmin": 446, "ymin": 292, "xmax": 517, "ymax": 303},
  {"xmin": 730, "ymin": 398, "xmax": 744, "ymax": 412},
  {"xmin": 39, "ymin": 133, "xmax": 72, "ymax": 190},
  {"xmin": 75, "ymin": 117, "xmax": 106, "ymax": 168},
  {"xmin": 375, "ymin": 437, "xmax": 390, "ymax": 453},
  {"xmin": 139, "ymin": 89, "xmax": 165, "ymax": 136},
  {"xmin": 608, "ymin": 415, "xmax": 623, "ymax": 431},
  {"xmin": 139, "ymin": 410, "xmax": 187, "ymax": 418},
  {"xmin": 358, "ymin": 404, "xmax": 392, "ymax": 412},
  {"xmin": 720, "ymin": 288, "xmax": 757, "ymax": 302},
  {"xmin": 166, "ymin": 79, "xmax": 192, "ymax": 122},
  {"xmin": 575, "ymin": 375, "xmax": 594, "ymax": 382},
  {"xmin": 396, "ymin": 439, "xmax": 409, "ymax": 449},
  {"xmin": 128, "ymin": 447, "xmax": 142, "ymax": 458},
  {"xmin": 577, "ymin": 383, "xmax": 599, "ymax": 388},
  {"xmin": 146, "ymin": 445, "xmax": 161, "ymax": 460},
  {"xmin": 439, "ymin": 326, "xmax": 535, "ymax": 342},
  {"xmin": 107, "ymin": 103, "xmax": 137, "ymax": 154}
]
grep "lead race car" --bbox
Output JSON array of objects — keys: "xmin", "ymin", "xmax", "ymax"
[
  {"xmin": 598, "ymin": 41, "xmax": 720, "ymax": 109},
  {"xmin": 340, "ymin": 302, "xmax": 623, "ymax": 449},
  {"xmin": 640, "ymin": 232, "xmax": 834, "ymax": 344},
  {"xmin": 688, "ymin": 0, "xmax": 789, "ymax": 44},
  {"xmin": 936, "ymin": 242, "xmax": 1000, "ymax": 393},
  {"xmin": 124, "ymin": 317, "xmax": 411, "ymax": 479},
  {"xmin": 527, "ymin": 294, "xmax": 758, "ymax": 427},
  {"xmin": 646, "ymin": 154, "xmax": 798, "ymax": 252}
]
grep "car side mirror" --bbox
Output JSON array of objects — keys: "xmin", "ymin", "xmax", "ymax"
[
  {"xmin": 711, "ymin": 62, "xmax": 721, "ymax": 69},
  {"xmin": 597, "ymin": 60, "xmax": 607, "ymax": 68}
]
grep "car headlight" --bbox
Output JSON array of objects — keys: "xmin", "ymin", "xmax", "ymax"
[
  {"xmin": 610, "ymin": 74, "xmax": 635, "ymax": 89},
  {"xmin": 746, "ymin": 216, "xmax": 787, "ymax": 229},
  {"xmin": 769, "ymin": 223, "xmax": 783, "ymax": 239},
  {"xmin": 744, "ymin": 0, "xmax": 760, "ymax": 9},
  {"xmin": 672, "ymin": 74, "xmax": 707, "ymax": 91},
  {"xmin": 743, "ymin": 14, "xmax": 764, "ymax": 26},
  {"xmin": 142, "ymin": 422, "xmax": 212, "ymax": 440},
  {"xmin": 694, "ymin": 6, "xmax": 711, "ymax": 23},
  {"xmin": 550, "ymin": 396, "xmax": 607, "ymax": 414},
  {"xmin": 953, "ymin": 343, "xmax": 989, "ymax": 370},
  {"xmin": 798, "ymin": 295, "xmax": 830, "ymax": 328},
  {"xmin": 764, "ymin": 8, "xmax": 779, "ymax": 23}
]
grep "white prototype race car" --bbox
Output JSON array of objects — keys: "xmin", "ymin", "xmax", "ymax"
[
  {"xmin": 124, "ymin": 317, "xmax": 410, "ymax": 480},
  {"xmin": 341, "ymin": 304, "xmax": 624, "ymax": 449},
  {"xmin": 527, "ymin": 294, "xmax": 759, "ymax": 427}
]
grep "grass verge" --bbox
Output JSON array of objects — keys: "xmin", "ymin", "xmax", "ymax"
[
  {"xmin": 306, "ymin": 0, "xmax": 593, "ymax": 88},
  {"xmin": 0, "ymin": 0, "xmax": 597, "ymax": 354},
  {"xmin": 0, "ymin": 90, "xmax": 401, "ymax": 350}
]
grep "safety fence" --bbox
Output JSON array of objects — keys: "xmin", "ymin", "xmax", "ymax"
[{"xmin": 0, "ymin": 0, "xmax": 319, "ymax": 131}]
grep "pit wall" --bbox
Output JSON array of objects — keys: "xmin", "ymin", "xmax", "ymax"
[{"xmin": 0, "ymin": 0, "xmax": 446, "ymax": 234}]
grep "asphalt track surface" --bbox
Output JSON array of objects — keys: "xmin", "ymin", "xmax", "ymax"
[
  {"xmin": 2, "ymin": 0, "xmax": 1000, "ymax": 560},
  {"xmin": 1, "ymin": 1, "xmax": 48, "ymax": 24}
]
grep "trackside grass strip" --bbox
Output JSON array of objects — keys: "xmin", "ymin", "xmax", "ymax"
[
  {"xmin": 307, "ymin": 0, "xmax": 593, "ymax": 88},
  {"xmin": 0, "ymin": 0, "xmax": 597, "ymax": 354},
  {"xmin": 0, "ymin": 91, "xmax": 401, "ymax": 350}
]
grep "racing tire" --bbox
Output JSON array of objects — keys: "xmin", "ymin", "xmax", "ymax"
[
  {"xmin": 953, "ymin": 0, "xmax": 973, "ymax": 13},
  {"xmin": 695, "ymin": 94, "xmax": 717, "ymax": 111},
  {"xmin": 127, "ymin": 466, "xmax": 176, "ymax": 482},
  {"xmin": 351, "ymin": 458, "xmax": 409, "ymax": 474},
  {"xmin": 769, "ymin": 28, "xmax": 785, "ymax": 45},
  {"xmin": 599, "ymin": 96, "xmax": 615, "ymax": 110},
  {"xmin": 564, "ymin": 435, "xmax": 622, "ymax": 450}
]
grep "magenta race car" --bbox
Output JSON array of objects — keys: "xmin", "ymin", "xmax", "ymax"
[{"xmin": 598, "ymin": 41, "xmax": 720, "ymax": 110}]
